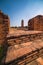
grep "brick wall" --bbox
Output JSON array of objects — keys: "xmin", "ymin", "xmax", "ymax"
[
  {"xmin": 0, "ymin": 11, "xmax": 10, "ymax": 45},
  {"xmin": 7, "ymin": 32, "xmax": 43, "ymax": 46},
  {"xmin": 28, "ymin": 15, "xmax": 43, "ymax": 31}
]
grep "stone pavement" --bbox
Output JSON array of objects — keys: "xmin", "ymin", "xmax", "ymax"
[{"xmin": 4, "ymin": 38, "xmax": 43, "ymax": 64}]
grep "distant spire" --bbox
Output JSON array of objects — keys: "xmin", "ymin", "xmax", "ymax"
[{"xmin": 21, "ymin": 19, "xmax": 24, "ymax": 27}]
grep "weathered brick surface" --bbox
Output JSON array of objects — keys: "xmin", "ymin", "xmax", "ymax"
[
  {"xmin": 28, "ymin": 15, "xmax": 43, "ymax": 31},
  {"xmin": 0, "ymin": 10, "xmax": 10, "ymax": 45},
  {"xmin": 7, "ymin": 32, "xmax": 43, "ymax": 45},
  {"xmin": 4, "ymin": 39, "xmax": 43, "ymax": 64}
]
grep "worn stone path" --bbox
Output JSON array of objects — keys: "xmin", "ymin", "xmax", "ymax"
[{"xmin": 4, "ymin": 38, "xmax": 43, "ymax": 64}]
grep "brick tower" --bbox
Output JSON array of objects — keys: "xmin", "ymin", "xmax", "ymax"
[
  {"xmin": 0, "ymin": 10, "xmax": 10, "ymax": 45},
  {"xmin": 21, "ymin": 19, "xmax": 24, "ymax": 28}
]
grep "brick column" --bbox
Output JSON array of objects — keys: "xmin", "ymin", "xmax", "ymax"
[{"xmin": 21, "ymin": 19, "xmax": 24, "ymax": 28}]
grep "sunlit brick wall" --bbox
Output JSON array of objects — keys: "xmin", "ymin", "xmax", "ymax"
[
  {"xmin": 28, "ymin": 15, "xmax": 43, "ymax": 31},
  {"xmin": 0, "ymin": 10, "xmax": 10, "ymax": 45}
]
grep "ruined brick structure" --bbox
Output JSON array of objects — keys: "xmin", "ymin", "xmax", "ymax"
[
  {"xmin": 28, "ymin": 15, "xmax": 43, "ymax": 31},
  {"xmin": 0, "ymin": 11, "xmax": 43, "ymax": 65},
  {"xmin": 0, "ymin": 10, "xmax": 10, "ymax": 45},
  {"xmin": 21, "ymin": 19, "xmax": 24, "ymax": 28}
]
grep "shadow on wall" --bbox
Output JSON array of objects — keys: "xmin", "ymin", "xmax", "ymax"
[{"xmin": 0, "ymin": 42, "xmax": 9, "ymax": 65}]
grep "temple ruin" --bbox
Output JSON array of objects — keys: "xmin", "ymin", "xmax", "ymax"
[
  {"xmin": 0, "ymin": 11, "xmax": 43, "ymax": 65},
  {"xmin": 28, "ymin": 15, "xmax": 43, "ymax": 31}
]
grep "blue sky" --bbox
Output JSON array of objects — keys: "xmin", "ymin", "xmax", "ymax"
[{"xmin": 0, "ymin": 0, "xmax": 43, "ymax": 26}]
